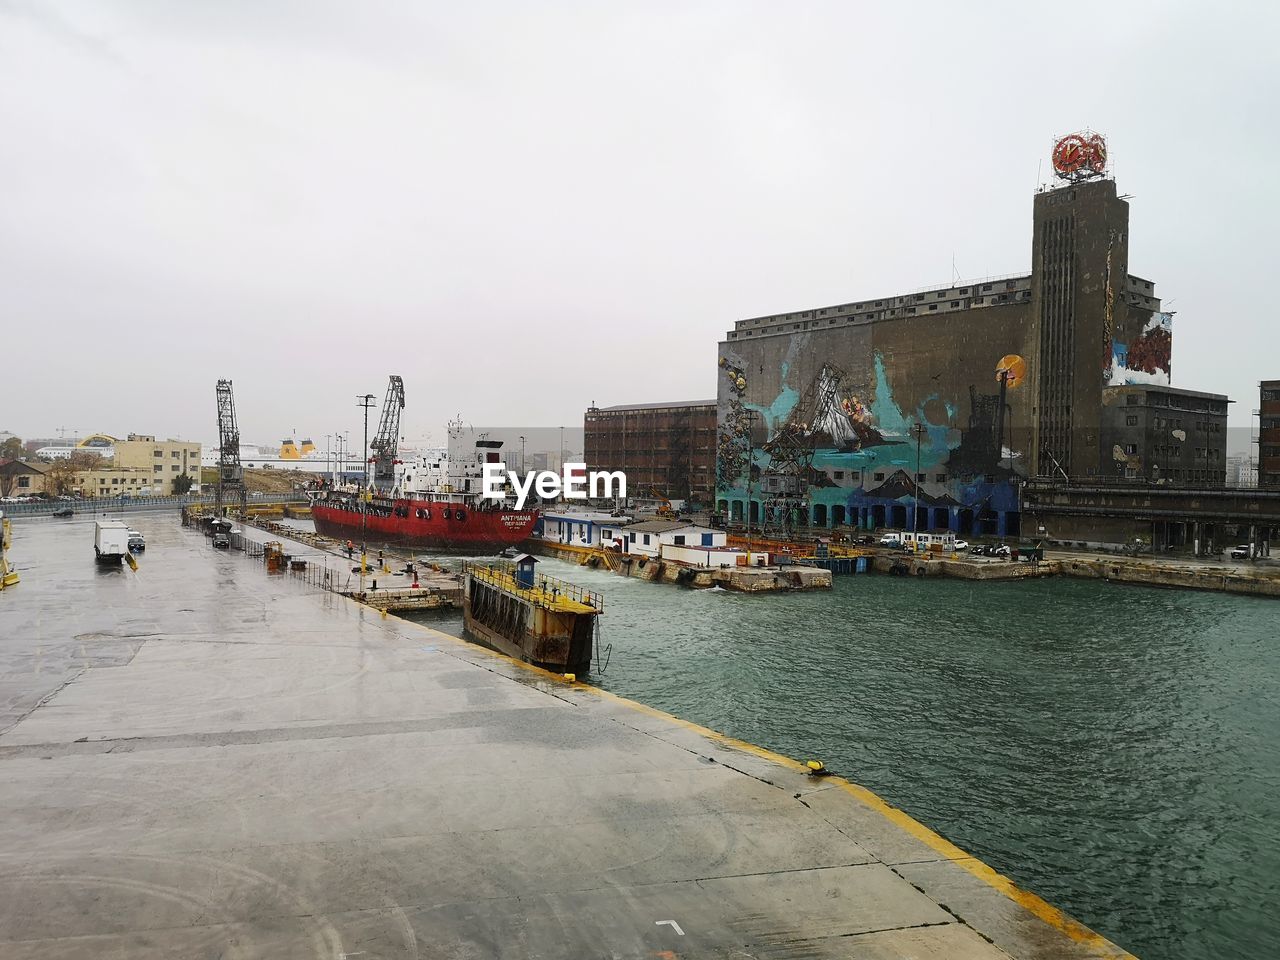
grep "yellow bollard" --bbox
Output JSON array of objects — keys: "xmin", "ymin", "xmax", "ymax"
[{"xmin": 562, "ymin": 673, "xmax": 576, "ymax": 682}]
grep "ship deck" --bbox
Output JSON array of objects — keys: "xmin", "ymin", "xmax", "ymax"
[
  {"xmin": 0, "ymin": 515, "xmax": 1133, "ymax": 959},
  {"xmin": 467, "ymin": 563, "xmax": 601, "ymax": 615}
]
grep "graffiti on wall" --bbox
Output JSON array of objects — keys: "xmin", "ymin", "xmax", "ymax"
[
  {"xmin": 716, "ymin": 344, "xmax": 1027, "ymax": 535},
  {"xmin": 1109, "ymin": 312, "xmax": 1172, "ymax": 386}
]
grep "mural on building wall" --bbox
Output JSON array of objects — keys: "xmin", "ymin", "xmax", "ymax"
[
  {"xmin": 716, "ymin": 343, "xmax": 1027, "ymax": 536},
  {"xmin": 1109, "ymin": 312, "xmax": 1172, "ymax": 386}
]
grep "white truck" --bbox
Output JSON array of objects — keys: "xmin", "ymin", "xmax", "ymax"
[{"xmin": 94, "ymin": 519, "xmax": 130, "ymax": 564}]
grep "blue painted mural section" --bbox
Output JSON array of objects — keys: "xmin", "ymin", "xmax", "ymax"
[{"xmin": 717, "ymin": 347, "xmax": 1022, "ymax": 536}]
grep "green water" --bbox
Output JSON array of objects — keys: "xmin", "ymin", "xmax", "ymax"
[{"xmin": 409, "ymin": 561, "xmax": 1280, "ymax": 959}]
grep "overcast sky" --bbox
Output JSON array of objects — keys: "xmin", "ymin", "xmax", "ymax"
[{"xmin": 1, "ymin": 0, "xmax": 1275, "ymax": 451}]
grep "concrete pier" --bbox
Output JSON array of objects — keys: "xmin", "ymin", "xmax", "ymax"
[{"xmin": 0, "ymin": 516, "xmax": 1134, "ymax": 959}]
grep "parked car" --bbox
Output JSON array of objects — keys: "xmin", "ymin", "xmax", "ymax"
[
  {"xmin": 52, "ymin": 507, "xmax": 74, "ymax": 518},
  {"xmin": 127, "ymin": 530, "xmax": 146, "ymax": 552},
  {"xmin": 992, "ymin": 544, "xmax": 1012, "ymax": 558},
  {"xmin": 953, "ymin": 539, "xmax": 969, "ymax": 551},
  {"xmin": 1230, "ymin": 544, "xmax": 1252, "ymax": 560},
  {"xmin": 212, "ymin": 532, "xmax": 231, "ymax": 549},
  {"xmin": 878, "ymin": 534, "xmax": 902, "ymax": 546}
]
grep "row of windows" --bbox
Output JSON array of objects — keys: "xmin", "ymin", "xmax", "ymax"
[
  {"xmin": 1123, "ymin": 467, "xmax": 1220, "ymax": 481},
  {"xmin": 737, "ymin": 279, "xmax": 1028, "ymax": 327}
]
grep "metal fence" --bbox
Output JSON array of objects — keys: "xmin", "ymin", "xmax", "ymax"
[
  {"xmin": 2, "ymin": 492, "xmax": 309, "ymax": 518},
  {"xmin": 185, "ymin": 517, "xmax": 366, "ymax": 597},
  {"xmin": 464, "ymin": 558, "xmax": 604, "ymax": 611}
]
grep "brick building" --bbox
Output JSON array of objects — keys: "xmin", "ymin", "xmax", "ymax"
[
  {"xmin": 584, "ymin": 401, "xmax": 717, "ymax": 503},
  {"xmin": 1260, "ymin": 380, "xmax": 1280, "ymax": 488}
]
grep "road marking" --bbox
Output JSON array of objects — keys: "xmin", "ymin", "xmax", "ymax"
[{"xmin": 655, "ymin": 920, "xmax": 684, "ymax": 936}]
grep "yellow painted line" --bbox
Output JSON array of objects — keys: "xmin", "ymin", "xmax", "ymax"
[{"xmin": 374, "ymin": 602, "xmax": 1133, "ymax": 959}]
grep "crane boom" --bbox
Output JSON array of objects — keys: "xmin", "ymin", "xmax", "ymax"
[
  {"xmin": 370, "ymin": 375, "xmax": 405, "ymax": 487},
  {"xmin": 215, "ymin": 379, "xmax": 247, "ymax": 517}
]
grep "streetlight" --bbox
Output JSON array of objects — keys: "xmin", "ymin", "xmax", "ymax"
[
  {"xmin": 519, "ymin": 435, "xmax": 526, "ymax": 475},
  {"xmin": 743, "ymin": 409, "xmax": 758, "ymax": 564},
  {"xmin": 912, "ymin": 422, "xmax": 926, "ymax": 536},
  {"xmin": 559, "ymin": 426, "xmax": 565, "ymax": 473},
  {"xmin": 357, "ymin": 394, "xmax": 377, "ymax": 566}
]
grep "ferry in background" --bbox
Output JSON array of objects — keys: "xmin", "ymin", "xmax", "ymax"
[{"xmin": 310, "ymin": 423, "xmax": 538, "ymax": 553}]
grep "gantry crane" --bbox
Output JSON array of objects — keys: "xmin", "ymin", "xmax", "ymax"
[
  {"xmin": 215, "ymin": 379, "xmax": 247, "ymax": 518},
  {"xmin": 370, "ymin": 375, "xmax": 405, "ymax": 489}
]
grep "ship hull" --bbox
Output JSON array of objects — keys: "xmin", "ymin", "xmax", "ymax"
[{"xmin": 312, "ymin": 498, "xmax": 537, "ymax": 553}]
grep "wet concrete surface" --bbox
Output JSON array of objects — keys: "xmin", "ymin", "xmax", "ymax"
[{"xmin": 0, "ymin": 514, "xmax": 1134, "ymax": 958}]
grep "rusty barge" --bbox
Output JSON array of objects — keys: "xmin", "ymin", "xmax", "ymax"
[{"xmin": 462, "ymin": 555, "xmax": 602, "ymax": 676}]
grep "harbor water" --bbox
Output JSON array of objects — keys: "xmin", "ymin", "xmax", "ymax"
[{"xmin": 403, "ymin": 553, "xmax": 1280, "ymax": 960}]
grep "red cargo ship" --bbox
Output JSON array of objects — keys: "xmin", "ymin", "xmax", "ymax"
[
  {"xmin": 312, "ymin": 495, "xmax": 537, "ymax": 553},
  {"xmin": 311, "ymin": 426, "xmax": 537, "ymax": 554}
]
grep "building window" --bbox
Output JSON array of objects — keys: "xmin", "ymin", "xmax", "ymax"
[
  {"xmin": 935, "ymin": 473, "xmax": 946, "ymax": 482},
  {"xmin": 153, "ymin": 451, "xmax": 163, "ymax": 457},
  {"xmin": 643, "ymin": 534, "xmax": 651, "ymax": 545},
  {"xmin": 833, "ymin": 471, "xmax": 844, "ymax": 480},
  {"xmin": 950, "ymin": 300, "xmax": 960, "ymax": 307},
  {"xmin": 1127, "ymin": 395, "xmax": 1140, "ymax": 406},
  {"xmin": 17, "ymin": 476, "xmax": 30, "ymax": 488},
  {"xmin": 1126, "ymin": 415, "xmax": 1139, "ymax": 426},
  {"xmin": 916, "ymin": 472, "xmax": 926, "ymax": 481},
  {"xmin": 928, "ymin": 304, "xmax": 938, "ymax": 311},
  {"xmin": 874, "ymin": 472, "xmax": 885, "ymax": 481},
  {"xmin": 1124, "ymin": 444, "xmax": 1138, "ymax": 455},
  {"xmin": 171, "ymin": 451, "xmax": 180, "ymax": 458},
  {"xmin": 153, "ymin": 465, "xmax": 163, "ymax": 472}
]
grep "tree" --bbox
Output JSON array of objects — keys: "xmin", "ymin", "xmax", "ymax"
[
  {"xmin": 171, "ymin": 473, "xmax": 194, "ymax": 495},
  {"xmin": 43, "ymin": 451, "xmax": 106, "ymax": 496},
  {"xmin": 45, "ymin": 459, "xmax": 80, "ymax": 496},
  {"xmin": 0, "ymin": 436, "xmax": 23, "ymax": 460}
]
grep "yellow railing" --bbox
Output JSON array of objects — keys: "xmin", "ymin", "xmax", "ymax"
[{"xmin": 464, "ymin": 560, "xmax": 603, "ymax": 614}]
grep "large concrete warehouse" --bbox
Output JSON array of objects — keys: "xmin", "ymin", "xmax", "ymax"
[{"xmin": 716, "ymin": 143, "xmax": 1198, "ymax": 538}]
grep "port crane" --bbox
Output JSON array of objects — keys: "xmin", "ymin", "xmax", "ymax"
[
  {"xmin": 370, "ymin": 375, "xmax": 405, "ymax": 490},
  {"xmin": 215, "ymin": 379, "xmax": 247, "ymax": 518}
]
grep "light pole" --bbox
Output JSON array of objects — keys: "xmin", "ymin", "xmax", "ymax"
[
  {"xmin": 743, "ymin": 409, "xmax": 758, "ymax": 564},
  {"xmin": 559, "ymin": 426, "xmax": 565, "ymax": 473},
  {"xmin": 861, "ymin": 451, "xmax": 876, "ymax": 530},
  {"xmin": 357, "ymin": 394, "xmax": 377, "ymax": 566},
  {"xmin": 519, "ymin": 435, "xmax": 526, "ymax": 474},
  {"xmin": 912, "ymin": 422, "xmax": 926, "ymax": 537}
]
